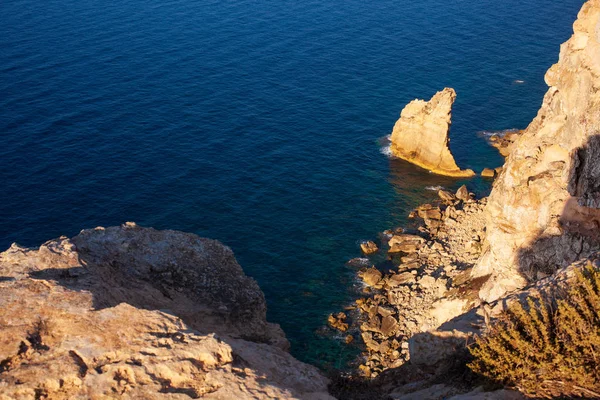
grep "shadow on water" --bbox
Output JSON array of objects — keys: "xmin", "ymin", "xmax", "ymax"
[
  {"xmin": 388, "ymin": 157, "xmax": 492, "ymax": 203},
  {"xmin": 25, "ymin": 250, "xmax": 307, "ymax": 396}
]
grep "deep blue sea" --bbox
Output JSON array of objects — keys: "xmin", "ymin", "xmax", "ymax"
[{"xmin": 0, "ymin": 0, "xmax": 584, "ymax": 367}]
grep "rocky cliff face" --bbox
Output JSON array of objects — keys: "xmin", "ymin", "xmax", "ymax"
[
  {"xmin": 390, "ymin": 88, "xmax": 475, "ymax": 177},
  {"xmin": 0, "ymin": 223, "xmax": 333, "ymax": 399},
  {"xmin": 474, "ymin": 0, "xmax": 600, "ymax": 301}
]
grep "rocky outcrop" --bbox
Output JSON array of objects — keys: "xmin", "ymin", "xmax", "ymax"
[
  {"xmin": 0, "ymin": 223, "xmax": 333, "ymax": 399},
  {"xmin": 390, "ymin": 88, "xmax": 475, "ymax": 177},
  {"xmin": 329, "ymin": 188, "xmax": 532, "ymax": 399},
  {"xmin": 335, "ymin": 202, "xmax": 599, "ymax": 399},
  {"xmin": 473, "ymin": 0, "xmax": 600, "ymax": 301},
  {"xmin": 340, "ymin": 187, "xmax": 488, "ymax": 378},
  {"xmin": 487, "ymin": 130, "xmax": 523, "ymax": 158},
  {"xmin": 332, "ymin": 2, "xmax": 600, "ymax": 398}
]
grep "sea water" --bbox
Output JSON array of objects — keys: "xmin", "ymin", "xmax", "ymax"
[{"xmin": 0, "ymin": 0, "xmax": 584, "ymax": 367}]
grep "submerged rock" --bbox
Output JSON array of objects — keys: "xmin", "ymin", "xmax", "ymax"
[
  {"xmin": 389, "ymin": 88, "xmax": 475, "ymax": 178},
  {"xmin": 346, "ymin": 257, "xmax": 371, "ymax": 268}
]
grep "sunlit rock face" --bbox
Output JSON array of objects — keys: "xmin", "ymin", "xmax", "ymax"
[
  {"xmin": 389, "ymin": 87, "xmax": 475, "ymax": 178},
  {"xmin": 0, "ymin": 223, "xmax": 333, "ymax": 400},
  {"xmin": 474, "ymin": 0, "xmax": 600, "ymax": 302}
]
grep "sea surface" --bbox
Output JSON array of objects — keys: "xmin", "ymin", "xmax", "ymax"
[{"xmin": 0, "ymin": 0, "xmax": 584, "ymax": 367}]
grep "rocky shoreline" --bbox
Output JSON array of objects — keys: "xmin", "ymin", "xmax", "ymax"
[
  {"xmin": 329, "ymin": 185, "xmax": 489, "ymax": 378},
  {"xmin": 2, "ymin": 0, "xmax": 600, "ymax": 398},
  {"xmin": 333, "ymin": 0, "xmax": 600, "ymax": 385}
]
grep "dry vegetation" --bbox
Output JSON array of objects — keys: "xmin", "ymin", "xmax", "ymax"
[{"xmin": 469, "ymin": 262, "xmax": 600, "ymax": 398}]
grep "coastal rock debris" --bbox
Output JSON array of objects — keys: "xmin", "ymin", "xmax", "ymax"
[{"xmin": 341, "ymin": 192, "xmax": 488, "ymax": 378}]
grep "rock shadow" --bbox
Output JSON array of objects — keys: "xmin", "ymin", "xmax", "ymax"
[
  {"xmin": 516, "ymin": 134, "xmax": 600, "ymax": 283},
  {"xmin": 20, "ymin": 231, "xmax": 329, "ymax": 398},
  {"xmin": 329, "ymin": 328, "xmax": 484, "ymax": 400},
  {"xmin": 387, "ymin": 158, "xmax": 469, "ymax": 203},
  {"xmin": 24, "ymin": 227, "xmax": 290, "ymax": 353}
]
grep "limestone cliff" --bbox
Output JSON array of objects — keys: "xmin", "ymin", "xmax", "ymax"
[
  {"xmin": 0, "ymin": 223, "xmax": 333, "ymax": 399},
  {"xmin": 474, "ymin": 0, "xmax": 600, "ymax": 301},
  {"xmin": 390, "ymin": 88, "xmax": 475, "ymax": 177}
]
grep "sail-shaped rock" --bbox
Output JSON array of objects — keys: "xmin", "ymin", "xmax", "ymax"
[{"xmin": 390, "ymin": 88, "xmax": 475, "ymax": 177}]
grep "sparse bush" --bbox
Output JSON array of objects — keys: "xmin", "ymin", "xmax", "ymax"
[{"xmin": 469, "ymin": 262, "xmax": 600, "ymax": 398}]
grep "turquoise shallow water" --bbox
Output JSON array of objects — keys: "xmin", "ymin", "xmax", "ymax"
[{"xmin": 0, "ymin": 0, "xmax": 584, "ymax": 367}]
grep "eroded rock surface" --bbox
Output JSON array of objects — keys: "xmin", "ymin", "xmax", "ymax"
[
  {"xmin": 331, "ymin": 3, "xmax": 600, "ymax": 398},
  {"xmin": 330, "ymin": 190, "xmax": 529, "ymax": 399},
  {"xmin": 343, "ymin": 189, "xmax": 488, "ymax": 378},
  {"xmin": 487, "ymin": 130, "xmax": 523, "ymax": 158},
  {"xmin": 0, "ymin": 223, "xmax": 333, "ymax": 399},
  {"xmin": 474, "ymin": 0, "xmax": 600, "ymax": 301},
  {"xmin": 389, "ymin": 88, "xmax": 475, "ymax": 177}
]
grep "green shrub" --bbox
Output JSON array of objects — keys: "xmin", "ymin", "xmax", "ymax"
[{"xmin": 468, "ymin": 262, "xmax": 600, "ymax": 398}]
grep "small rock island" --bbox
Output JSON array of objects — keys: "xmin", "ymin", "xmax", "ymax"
[{"xmin": 389, "ymin": 88, "xmax": 475, "ymax": 177}]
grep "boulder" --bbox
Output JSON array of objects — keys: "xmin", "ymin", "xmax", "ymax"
[
  {"xmin": 361, "ymin": 332, "xmax": 380, "ymax": 352},
  {"xmin": 389, "ymin": 234, "xmax": 426, "ymax": 245},
  {"xmin": 362, "ymin": 315, "xmax": 399, "ymax": 338},
  {"xmin": 481, "ymin": 168, "xmax": 495, "ymax": 178},
  {"xmin": 389, "ymin": 240, "xmax": 422, "ymax": 254},
  {"xmin": 387, "ymin": 272, "xmax": 416, "ymax": 287},
  {"xmin": 418, "ymin": 275, "xmax": 437, "ymax": 289},
  {"xmin": 389, "ymin": 88, "xmax": 475, "ymax": 177},
  {"xmin": 401, "ymin": 254, "xmax": 419, "ymax": 263},
  {"xmin": 417, "ymin": 206, "xmax": 442, "ymax": 220},
  {"xmin": 423, "ymin": 209, "xmax": 443, "ymax": 220},
  {"xmin": 398, "ymin": 261, "xmax": 421, "ymax": 272},
  {"xmin": 360, "ymin": 240, "xmax": 379, "ymax": 255},
  {"xmin": 455, "ymin": 185, "xmax": 471, "ymax": 202},
  {"xmin": 360, "ymin": 267, "xmax": 383, "ymax": 286},
  {"xmin": 380, "ymin": 315, "xmax": 399, "ymax": 337},
  {"xmin": 438, "ymin": 189, "xmax": 456, "ymax": 203},
  {"xmin": 328, "ymin": 312, "xmax": 349, "ymax": 332}
]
